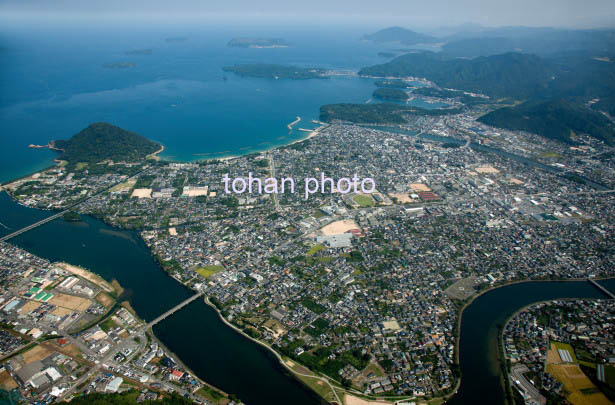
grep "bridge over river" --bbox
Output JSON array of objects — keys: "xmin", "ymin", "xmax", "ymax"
[
  {"xmin": 146, "ymin": 292, "xmax": 204, "ymax": 328},
  {"xmin": 0, "ymin": 210, "xmax": 67, "ymax": 242}
]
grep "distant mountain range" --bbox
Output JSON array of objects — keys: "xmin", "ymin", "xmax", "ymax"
[
  {"xmin": 355, "ymin": 29, "xmax": 615, "ymax": 145},
  {"xmin": 359, "ymin": 51, "xmax": 552, "ymax": 98},
  {"xmin": 365, "ymin": 26, "xmax": 615, "ymax": 57},
  {"xmin": 442, "ymin": 29, "xmax": 615, "ymax": 57},
  {"xmin": 362, "ymin": 27, "xmax": 436, "ymax": 45}
]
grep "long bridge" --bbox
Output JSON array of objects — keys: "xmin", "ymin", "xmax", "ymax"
[
  {"xmin": 146, "ymin": 292, "xmax": 204, "ymax": 328},
  {"xmin": 0, "ymin": 210, "xmax": 68, "ymax": 242},
  {"xmin": 588, "ymin": 279, "xmax": 615, "ymax": 299}
]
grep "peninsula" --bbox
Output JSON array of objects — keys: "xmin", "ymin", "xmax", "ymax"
[{"xmin": 51, "ymin": 122, "xmax": 161, "ymax": 166}]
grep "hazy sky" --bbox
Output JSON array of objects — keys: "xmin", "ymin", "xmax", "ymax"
[{"xmin": 1, "ymin": 0, "xmax": 614, "ymax": 29}]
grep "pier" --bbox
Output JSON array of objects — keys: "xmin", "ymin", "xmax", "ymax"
[
  {"xmin": 287, "ymin": 116, "xmax": 301, "ymax": 130},
  {"xmin": 146, "ymin": 292, "xmax": 204, "ymax": 328},
  {"xmin": 588, "ymin": 279, "xmax": 615, "ymax": 299},
  {"xmin": 0, "ymin": 210, "xmax": 67, "ymax": 242}
]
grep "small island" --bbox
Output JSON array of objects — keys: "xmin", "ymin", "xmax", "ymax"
[
  {"xmin": 373, "ymin": 87, "xmax": 409, "ymax": 101},
  {"xmin": 52, "ymin": 122, "xmax": 161, "ymax": 166},
  {"xmin": 125, "ymin": 49, "xmax": 153, "ymax": 55},
  {"xmin": 222, "ymin": 64, "xmax": 328, "ymax": 79},
  {"xmin": 227, "ymin": 37, "xmax": 289, "ymax": 48},
  {"xmin": 102, "ymin": 62, "xmax": 136, "ymax": 69}
]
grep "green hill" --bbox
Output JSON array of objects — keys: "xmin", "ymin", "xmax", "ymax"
[
  {"xmin": 373, "ymin": 87, "xmax": 409, "ymax": 101},
  {"xmin": 363, "ymin": 27, "xmax": 436, "ymax": 45},
  {"xmin": 359, "ymin": 51, "xmax": 552, "ymax": 98},
  {"xmin": 477, "ymin": 99, "xmax": 615, "ymax": 145},
  {"xmin": 53, "ymin": 122, "xmax": 160, "ymax": 164},
  {"xmin": 320, "ymin": 103, "xmax": 460, "ymax": 124}
]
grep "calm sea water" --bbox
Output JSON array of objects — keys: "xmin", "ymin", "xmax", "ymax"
[{"xmin": 0, "ymin": 21, "xmax": 394, "ymax": 182}]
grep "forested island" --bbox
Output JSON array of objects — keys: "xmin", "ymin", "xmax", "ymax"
[
  {"xmin": 373, "ymin": 87, "xmax": 409, "ymax": 101},
  {"xmin": 52, "ymin": 122, "xmax": 161, "ymax": 165},
  {"xmin": 320, "ymin": 103, "xmax": 461, "ymax": 124},
  {"xmin": 227, "ymin": 37, "xmax": 289, "ymax": 48},
  {"xmin": 362, "ymin": 26, "xmax": 436, "ymax": 45},
  {"xmin": 222, "ymin": 64, "xmax": 328, "ymax": 79},
  {"xmin": 478, "ymin": 99, "xmax": 615, "ymax": 145}
]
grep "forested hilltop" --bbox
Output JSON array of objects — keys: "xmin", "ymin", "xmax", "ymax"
[
  {"xmin": 320, "ymin": 103, "xmax": 460, "ymax": 124},
  {"xmin": 362, "ymin": 26, "xmax": 436, "ymax": 45},
  {"xmin": 359, "ymin": 50, "xmax": 615, "ymax": 105},
  {"xmin": 53, "ymin": 122, "xmax": 160, "ymax": 165},
  {"xmin": 359, "ymin": 52, "xmax": 552, "ymax": 98},
  {"xmin": 477, "ymin": 100, "xmax": 615, "ymax": 146}
]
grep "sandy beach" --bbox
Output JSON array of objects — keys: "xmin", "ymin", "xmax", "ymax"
[{"xmin": 147, "ymin": 144, "xmax": 165, "ymax": 161}]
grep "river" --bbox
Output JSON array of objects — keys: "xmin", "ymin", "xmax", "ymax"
[{"xmin": 0, "ymin": 191, "xmax": 613, "ymax": 404}]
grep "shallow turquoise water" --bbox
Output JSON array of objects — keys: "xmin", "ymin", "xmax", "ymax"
[{"xmin": 0, "ymin": 22, "xmax": 390, "ymax": 182}]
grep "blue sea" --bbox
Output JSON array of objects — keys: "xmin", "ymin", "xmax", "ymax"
[{"xmin": 0, "ymin": 20, "xmax": 420, "ymax": 182}]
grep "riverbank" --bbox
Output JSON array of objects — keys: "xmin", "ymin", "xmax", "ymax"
[
  {"xmin": 454, "ymin": 276, "xmax": 615, "ymax": 366},
  {"xmin": 56, "ymin": 262, "xmax": 115, "ymax": 294},
  {"xmin": 449, "ymin": 277, "xmax": 615, "ymax": 405},
  {"xmin": 204, "ymin": 297, "xmax": 344, "ymax": 405},
  {"xmin": 147, "ymin": 325, "xmax": 230, "ymax": 403}
]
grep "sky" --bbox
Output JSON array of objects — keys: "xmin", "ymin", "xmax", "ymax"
[{"xmin": 0, "ymin": 0, "xmax": 614, "ymax": 29}]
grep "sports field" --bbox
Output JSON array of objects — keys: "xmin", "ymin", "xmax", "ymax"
[
  {"xmin": 22, "ymin": 345, "xmax": 52, "ymax": 364},
  {"xmin": 352, "ymin": 194, "xmax": 375, "ymax": 207},
  {"xmin": 197, "ymin": 265, "xmax": 224, "ymax": 278},
  {"xmin": 50, "ymin": 293, "xmax": 92, "ymax": 312},
  {"xmin": 320, "ymin": 220, "xmax": 360, "ymax": 236},
  {"xmin": 19, "ymin": 300, "xmax": 41, "ymax": 314}
]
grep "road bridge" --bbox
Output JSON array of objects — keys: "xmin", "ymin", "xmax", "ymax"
[
  {"xmin": 0, "ymin": 210, "xmax": 67, "ymax": 242},
  {"xmin": 147, "ymin": 292, "xmax": 204, "ymax": 328},
  {"xmin": 588, "ymin": 279, "xmax": 615, "ymax": 299}
]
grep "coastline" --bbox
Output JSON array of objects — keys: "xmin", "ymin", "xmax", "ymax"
[
  {"xmin": 5, "ymin": 122, "xmax": 326, "ymax": 187},
  {"xmin": 8, "ymin": 125, "xmax": 615, "ymax": 404},
  {"xmin": 147, "ymin": 143, "xmax": 165, "ymax": 161}
]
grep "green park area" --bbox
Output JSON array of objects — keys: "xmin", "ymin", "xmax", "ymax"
[
  {"xmin": 353, "ymin": 194, "xmax": 375, "ymax": 207},
  {"xmin": 196, "ymin": 265, "xmax": 224, "ymax": 278}
]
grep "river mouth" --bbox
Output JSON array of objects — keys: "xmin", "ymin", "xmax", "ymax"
[{"xmin": 1, "ymin": 191, "xmax": 613, "ymax": 404}]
